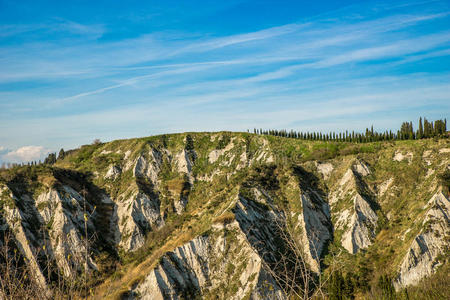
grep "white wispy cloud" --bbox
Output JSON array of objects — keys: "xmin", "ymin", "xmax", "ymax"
[
  {"xmin": 0, "ymin": 19, "xmax": 104, "ymax": 38},
  {"xmin": 394, "ymin": 48, "xmax": 450, "ymax": 65},
  {"xmin": 316, "ymin": 31, "xmax": 450, "ymax": 68},
  {"xmin": 0, "ymin": 9, "xmax": 447, "ymax": 86},
  {"xmin": 170, "ymin": 23, "xmax": 309, "ymax": 55},
  {"xmin": 53, "ymin": 62, "xmax": 221, "ymax": 104},
  {"xmin": 2, "ymin": 146, "xmax": 50, "ymax": 163},
  {"xmin": 0, "ymin": 0, "xmax": 449, "ymax": 151},
  {"xmin": 44, "ymin": 13, "xmax": 450, "ymax": 102}
]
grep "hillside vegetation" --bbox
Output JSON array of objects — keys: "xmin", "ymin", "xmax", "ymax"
[{"xmin": 0, "ymin": 132, "xmax": 449, "ymax": 299}]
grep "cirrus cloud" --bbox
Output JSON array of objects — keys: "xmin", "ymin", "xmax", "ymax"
[{"xmin": 2, "ymin": 146, "xmax": 50, "ymax": 163}]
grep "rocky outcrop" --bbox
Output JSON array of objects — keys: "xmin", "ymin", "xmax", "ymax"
[
  {"xmin": 232, "ymin": 193, "xmax": 282, "ymax": 263},
  {"xmin": 116, "ymin": 191, "xmax": 163, "ymax": 251},
  {"xmin": 393, "ymin": 151, "xmax": 413, "ymax": 163},
  {"xmin": 132, "ymin": 235, "xmax": 210, "ymax": 299},
  {"xmin": 133, "ymin": 148, "xmax": 163, "ymax": 186},
  {"xmin": 128, "ymin": 191, "xmax": 291, "ymax": 299},
  {"xmin": 130, "ymin": 220, "xmax": 285, "ymax": 300},
  {"xmin": 1, "ymin": 133, "xmax": 450, "ymax": 298},
  {"xmin": 297, "ymin": 191, "xmax": 332, "ymax": 272},
  {"xmin": 329, "ymin": 160, "xmax": 366, "ymax": 205},
  {"xmin": 0, "ymin": 182, "xmax": 102, "ymax": 293},
  {"xmin": 378, "ymin": 177, "xmax": 393, "ymax": 197},
  {"xmin": 352, "ymin": 159, "xmax": 371, "ymax": 177},
  {"xmin": 208, "ymin": 139, "xmax": 235, "ymax": 164},
  {"xmin": 252, "ymin": 138, "xmax": 274, "ymax": 164},
  {"xmin": 315, "ymin": 162, "xmax": 334, "ymax": 180},
  {"xmin": 36, "ymin": 186, "xmax": 98, "ymax": 277},
  {"xmin": 174, "ymin": 150, "xmax": 194, "ymax": 179},
  {"xmin": 105, "ymin": 165, "xmax": 121, "ymax": 180},
  {"xmin": 0, "ymin": 185, "xmax": 48, "ymax": 291},
  {"xmin": 111, "ymin": 145, "xmax": 196, "ymax": 251},
  {"xmin": 341, "ymin": 194, "xmax": 378, "ymax": 254},
  {"xmin": 394, "ymin": 192, "xmax": 450, "ymax": 289},
  {"xmin": 113, "ymin": 148, "xmax": 166, "ymax": 251},
  {"xmin": 330, "ymin": 161, "xmax": 378, "ymax": 254}
]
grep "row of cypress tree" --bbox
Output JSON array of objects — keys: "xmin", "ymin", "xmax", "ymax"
[{"xmin": 251, "ymin": 117, "xmax": 447, "ymax": 143}]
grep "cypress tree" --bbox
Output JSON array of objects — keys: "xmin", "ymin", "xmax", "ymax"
[
  {"xmin": 409, "ymin": 122, "xmax": 414, "ymax": 139},
  {"xmin": 58, "ymin": 148, "xmax": 65, "ymax": 160},
  {"xmin": 418, "ymin": 117, "xmax": 423, "ymax": 139},
  {"xmin": 44, "ymin": 153, "xmax": 56, "ymax": 165}
]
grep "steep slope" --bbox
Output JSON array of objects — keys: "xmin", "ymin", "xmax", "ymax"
[
  {"xmin": 129, "ymin": 219, "xmax": 284, "ymax": 300},
  {"xmin": 0, "ymin": 132, "xmax": 449, "ymax": 299},
  {"xmin": 394, "ymin": 191, "xmax": 450, "ymax": 289},
  {"xmin": 329, "ymin": 159, "xmax": 379, "ymax": 254}
]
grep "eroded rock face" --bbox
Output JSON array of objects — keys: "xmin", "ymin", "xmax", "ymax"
[
  {"xmin": 116, "ymin": 191, "xmax": 163, "ymax": 251},
  {"xmin": 297, "ymin": 191, "xmax": 332, "ymax": 272},
  {"xmin": 105, "ymin": 165, "xmax": 121, "ymax": 180},
  {"xmin": 0, "ymin": 185, "xmax": 48, "ymax": 291},
  {"xmin": 393, "ymin": 151, "xmax": 413, "ymax": 163},
  {"xmin": 394, "ymin": 192, "xmax": 450, "ymax": 289},
  {"xmin": 378, "ymin": 177, "xmax": 394, "ymax": 197},
  {"xmin": 113, "ymin": 148, "xmax": 167, "ymax": 251},
  {"xmin": 2, "ymin": 134, "xmax": 449, "ymax": 298},
  {"xmin": 208, "ymin": 139, "xmax": 235, "ymax": 164},
  {"xmin": 341, "ymin": 194, "xmax": 378, "ymax": 254},
  {"xmin": 352, "ymin": 160, "xmax": 371, "ymax": 177},
  {"xmin": 128, "ymin": 191, "xmax": 292, "ymax": 299},
  {"xmin": 113, "ymin": 146, "xmax": 197, "ymax": 251},
  {"xmin": 329, "ymin": 161, "xmax": 378, "ymax": 254},
  {"xmin": 133, "ymin": 148, "xmax": 163, "ymax": 186},
  {"xmin": 0, "ymin": 183, "xmax": 100, "ymax": 292},
  {"xmin": 232, "ymin": 194, "xmax": 282, "ymax": 263},
  {"xmin": 175, "ymin": 150, "xmax": 194, "ymax": 178},
  {"xmin": 36, "ymin": 186, "xmax": 98, "ymax": 277},
  {"xmin": 130, "ymin": 221, "xmax": 285, "ymax": 300},
  {"xmin": 330, "ymin": 160, "xmax": 367, "ymax": 205},
  {"xmin": 315, "ymin": 162, "xmax": 334, "ymax": 180},
  {"xmin": 133, "ymin": 235, "xmax": 210, "ymax": 300}
]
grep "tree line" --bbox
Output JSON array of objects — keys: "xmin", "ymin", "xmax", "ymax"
[
  {"xmin": 1, "ymin": 119, "xmax": 448, "ymax": 170},
  {"xmin": 0, "ymin": 139, "xmax": 102, "ymax": 169},
  {"xmin": 251, "ymin": 117, "xmax": 447, "ymax": 143},
  {"xmin": 0, "ymin": 149, "xmax": 64, "ymax": 169}
]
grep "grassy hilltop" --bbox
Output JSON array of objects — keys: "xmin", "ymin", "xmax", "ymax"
[{"xmin": 0, "ymin": 132, "xmax": 449, "ymax": 299}]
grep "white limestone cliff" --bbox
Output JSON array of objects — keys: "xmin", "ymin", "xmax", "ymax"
[
  {"xmin": 341, "ymin": 194, "xmax": 378, "ymax": 254},
  {"xmin": 394, "ymin": 192, "xmax": 450, "ymax": 289}
]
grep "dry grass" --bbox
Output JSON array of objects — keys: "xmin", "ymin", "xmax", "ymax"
[
  {"xmin": 166, "ymin": 177, "xmax": 186, "ymax": 195},
  {"xmin": 92, "ymin": 228, "xmax": 199, "ymax": 299},
  {"xmin": 213, "ymin": 212, "xmax": 235, "ymax": 224},
  {"xmin": 37, "ymin": 174, "xmax": 58, "ymax": 188}
]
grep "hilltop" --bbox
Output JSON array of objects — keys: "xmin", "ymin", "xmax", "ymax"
[{"xmin": 0, "ymin": 132, "xmax": 449, "ymax": 299}]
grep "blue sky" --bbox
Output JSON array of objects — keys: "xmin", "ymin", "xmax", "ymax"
[{"xmin": 0, "ymin": 0, "xmax": 449, "ymax": 163}]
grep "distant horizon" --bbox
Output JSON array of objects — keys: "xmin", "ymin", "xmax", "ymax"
[
  {"xmin": 1, "ymin": 0, "xmax": 449, "ymax": 163},
  {"xmin": 1, "ymin": 115, "xmax": 447, "ymax": 165}
]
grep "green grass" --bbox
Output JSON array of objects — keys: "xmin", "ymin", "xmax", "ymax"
[{"xmin": 1, "ymin": 132, "xmax": 448, "ymax": 299}]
